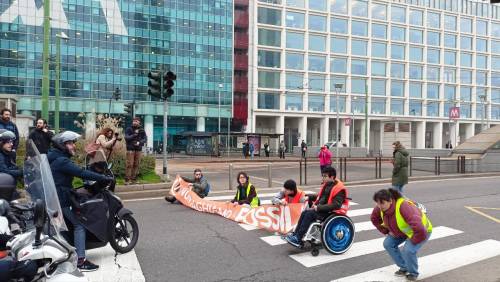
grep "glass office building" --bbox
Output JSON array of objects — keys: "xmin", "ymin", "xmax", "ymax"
[
  {"xmin": 250, "ymin": 0, "xmax": 500, "ymax": 153},
  {"xmin": 0, "ymin": 0, "xmax": 233, "ymax": 149}
]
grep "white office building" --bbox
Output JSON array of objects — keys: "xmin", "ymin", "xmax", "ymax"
[{"xmin": 247, "ymin": 0, "xmax": 500, "ymax": 155}]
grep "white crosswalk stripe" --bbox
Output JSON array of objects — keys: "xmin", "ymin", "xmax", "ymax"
[
  {"xmin": 333, "ymin": 239, "xmax": 500, "ymax": 282},
  {"xmin": 289, "ymin": 226, "xmax": 463, "ymax": 267}
]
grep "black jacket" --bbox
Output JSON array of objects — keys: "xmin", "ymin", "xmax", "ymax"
[
  {"xmin": 48, "ymin": 148, "xmax": 109, "ymax": 208},
  {"xmin": 125, "ymin": 126, "xmax": 147, "ymax": 151},
  {"xmin": 316, "ymin": 180, "xmax": 346, "ymax": 214},
  {"xmin": 28, "ymin": 129, "xmax": 53, "ymax": 154},
  {"xmin": 0, "ymin": 150, "xmax": 22, "ymax": 178}
]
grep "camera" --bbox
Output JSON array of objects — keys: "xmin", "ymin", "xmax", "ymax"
[{"xmin": 114, "ymin": 132, "xmax": 122, "ymax": 141}]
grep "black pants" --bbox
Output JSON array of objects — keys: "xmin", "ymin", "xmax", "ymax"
[
  {"xmin": 265, "ymin": 151, "xmax": 269, "ymax": 157},
  {"xmin": 294, "ymin": 209, "xmax": 327, "ymax": 239},
  {"xmin": 280, "ymin": 151, "xmax": 285, "ymax": 159},
  {"xmin": 302, "ymin": 151, "xmax": 306, "ymax": 158}
]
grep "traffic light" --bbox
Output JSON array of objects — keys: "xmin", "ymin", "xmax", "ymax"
[
  {"xmin": 163, "ymin": 71, "xmax": 176, "ymax": 98},
  {"xmin": 148, "ymin": 71, "xmax": 162, "ymax": 100},
  {"xmin": 113, "ymin": 88, "xmax": 121, "ymax": 101},
  {"xmin": 124, "ymin": 102, "xmax": 135, "ymax": 117}
]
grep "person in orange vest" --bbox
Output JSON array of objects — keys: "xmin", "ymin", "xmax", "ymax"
[
  {"xmin": 271, "ymin": 179, "xmax": 306, "ymax": 205},
  {"xmin": 284, "ymin": 166, "xmax": 348, "ymax": 247}
]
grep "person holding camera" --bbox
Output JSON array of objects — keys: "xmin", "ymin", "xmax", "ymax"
[
  {"xmin": 95, "ymin": 127, "xmax": 120, "ymax": 160},
  {"xmin": 28, "ymin": 118, "xmax": 54, "ymax": 154},
  {"xmin": 124, "ymin": 117, "xmax": 147, "ymax": 185}
]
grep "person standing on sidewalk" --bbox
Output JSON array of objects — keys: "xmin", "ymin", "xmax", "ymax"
[
  {"xmin": 249, "ymin": 142, "xmax": 255, "ymax": 159},
  {"xmin": 124, "ymin": 117, "xmax": 147, "ymax": 185},
  {"xmin": 264, "ymin": 143, "xmax": 270, "ymax": 157},
  {"xmin": 370, "ymin": 188, "xmax": 432, "ymax": 281},
  {"xmin": 279, "ymin": 140, "xmax": 286, "ymax": 159},
  {"xmin": 0, "ymin": 109, "xmax": 19, "ymax": 162},
  {"xmin": 317, "ymin": 145, "xmax": 332, "ymax": 174},
  {"xmin": 28, "ymin": 118, "xmax": 53, "ymax": 154},
  {"xmin": 391, "ymin": 141, "xmax": 409, "ymax": 193},
  {"xmin": 301, "ymin": 140, "xmax": 307, "ymax": 158}
]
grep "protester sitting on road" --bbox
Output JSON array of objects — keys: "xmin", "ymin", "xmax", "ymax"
[
  {"xmin": 271, "ymin": 179, "xmax": 306, "ymax": 205},
  {"xmin": 284, "ymin": 166, "xmax": 347, "ymax": 247},
  {"xmin": 370, "ymin": 188, "xmax": 432, "ymax": 281},
  {"xmin": 230, "ymin": 172, "xmax": 260, "ymax": 207},
  {"xmin": 0, "ymin": 129, "xmax": 22, "ymax": 179},
  {"xmin": 165, "ymin": 169, "xmax": 211, "ymax": 203}
]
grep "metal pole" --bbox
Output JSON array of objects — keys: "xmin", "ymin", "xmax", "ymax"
[
  {"xmin": 352, "ymin": 112, "xmax": 354, "ymax": 147},
  {"xmin": 55, "ymin": 36, "xmax": 61, "ymax": 133},
  {"xmin": 267, "ymin": 163, "xmax": 272, "ymax": 188},
  {"xmin": 41, "ymin": 0, "xmax": 51, "ymax": 121},
  {"xmin": 218, "ymin": 84, "xmax": 222, "ymax": 157},
  {"xmin": 336, "ymin": 89, "xmax": 340, "ymax": 170},
  {"xmin": 229, "ymin": 163, "xmax": 233, "ymax": 190},
  {"xmin": 162, "ymin": 73, "xmax": 168, "ymax": 177},
  {"xmin": 227, "ymin": 117, "xmax": 230, "ymax": 158},
  {"xmin": 304, "ymin": 157, "xmax": 307, "ymax": 185},
  {"xmin": 365, "ymin": 87, "xmax": 369, "ymax": 156},
  {"xmin": 299, "ymin": 158, "xmax": 303, "ymax": 185}
]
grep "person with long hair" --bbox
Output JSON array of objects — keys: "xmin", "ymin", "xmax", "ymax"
[
  {"xmin": 230, "ymin": 172, "xmax": 260, "ymax": 208},
  {"xmin": 370, "ymin": 188, "xmax": 432, "ymax": 281},
  {"xmin": 95, "ymin": 127, "xmax": 118, "ymax": 159}
]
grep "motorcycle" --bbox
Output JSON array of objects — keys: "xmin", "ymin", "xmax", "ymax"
[
  {"xmin": 65, "ymin": 149, "xmax": 139, "ymax": 253},
  {"xmin": 7, "ymin": 140, "xmax": 88, "ymax": 281}
]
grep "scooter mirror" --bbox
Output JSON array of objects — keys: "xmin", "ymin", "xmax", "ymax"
[
  {"xmin": 108, "ymin": 163, "xmax": 114, "ymax": 170},
  {"xmin": 33, "ymin": 199, "xmax": 46, "ymax": 229}
]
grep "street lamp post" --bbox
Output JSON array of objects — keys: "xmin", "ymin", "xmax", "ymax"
[
  {"xmin": 41, "ymin": 0, "xmax": 51, "ymax": 121},
  {"xmin": 55, "ymin": 32, "xmax": 69, "ymax": 133},
  {"xmin": 218, "ymin": 83, "xmax": 223, "ymax": 156},
  {"xmin": 334, "ymin": 83, "xmax": 343, "ymax": 170}
]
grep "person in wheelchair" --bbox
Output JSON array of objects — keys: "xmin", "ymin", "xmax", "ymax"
[
  {"xmin": 284, "ymin": 166, "xmax": 347, "ymax": 248},
  {"xmin": 271, "ymin": 179, "xmax": 306, "ymax": 205}
]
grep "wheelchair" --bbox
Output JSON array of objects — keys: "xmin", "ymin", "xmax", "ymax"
[{"xmin": 301, "ymin": 212, "xmax": 355, "ymax": 257}]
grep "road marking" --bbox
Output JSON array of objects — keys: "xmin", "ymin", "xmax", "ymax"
[
  {"xmin": 205, "ymin": 191, "xmax": 321, "ymax": 202},
  {"xmin": 333, "ymin": 239, "xmax": 500, "ymax": 282},
  {"xmin": 247, "ymin": 175, "xmax": 284, "ymax": 185},
  {"xmin": 238, "ymin": 223, "xmax": 259, "ymax": 231},
  {"xmin": 347, "ymin": 208, "xmax": 373, "ymax": 217},
  {"xmin": 465, "ymin": 206, "xmax": 500, "ymax": 224},
  {"xmin": 290, "ymin": 226, "xmax": 462, "ymax": 267},
  {"xmin": 260, "ymin": 220, "xmax": 375, "ymax": 246}
]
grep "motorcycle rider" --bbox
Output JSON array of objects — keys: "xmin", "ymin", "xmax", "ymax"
[
  {"xmin": 0, "ymin": 129, "xmax": 22, "ymax": 179},
  {"xmin": 48, "ymin": 131, "xmax": 113, "ymax": 271}
]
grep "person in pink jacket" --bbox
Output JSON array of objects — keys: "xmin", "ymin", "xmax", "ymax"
[{"xmin": 317, "ymin": 145, "xmax": 332, "ymax": 174}]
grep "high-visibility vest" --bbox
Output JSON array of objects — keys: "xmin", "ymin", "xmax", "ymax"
[
  {"xmin": 315, "ymin": 180, "xmax": 349, "ymax": 215},
  {"xmin": 381, "ymin": 198, "xmax": 433, "ymax": 239},
  {"xmin": 236, "ymin": 182, "xmax": 260, "ymax": 208},
  {"xmin": 284, "ymin": 189, "xmax": 305, "ymax": 204}
]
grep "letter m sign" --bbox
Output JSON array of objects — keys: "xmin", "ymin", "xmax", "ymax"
[{"xmin": 449, "ymin": 107, "xmax": 460, "ymax": 120}]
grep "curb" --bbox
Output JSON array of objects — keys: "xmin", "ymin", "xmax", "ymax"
[{"xmin": 166, "ymin": 157, "xmax": 393, "ymax": 164}]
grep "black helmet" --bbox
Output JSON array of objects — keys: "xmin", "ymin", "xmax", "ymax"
[{"xmin": 0, "ymin": 129, "xmax": 15, "ymax": 144}]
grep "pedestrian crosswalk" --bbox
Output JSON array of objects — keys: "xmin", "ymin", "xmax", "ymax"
[{"xmin": 209, "ymin": 193, "xmax": 500, "ymax": 281}]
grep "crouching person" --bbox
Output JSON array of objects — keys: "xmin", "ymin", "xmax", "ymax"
[{"xmin": 272, "ymin": 179, "xmax": 306, "ymax": 206}]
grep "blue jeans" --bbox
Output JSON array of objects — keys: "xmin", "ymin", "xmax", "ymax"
[
  {"xmin": 392, "ymin": 184, "xmax": 405, "ymax": 193},
  {"xmin": 383, "ymin": 233, "xmax": 431, "ymax": 277},
  {"xmin": 62, "ymin": 207, "xmax": 86, "ymax": 259}
]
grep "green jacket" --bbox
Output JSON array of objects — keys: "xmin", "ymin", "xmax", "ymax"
[{"xmin": 392, "ymin": 148, "xmax": 409, "ymax": 186}]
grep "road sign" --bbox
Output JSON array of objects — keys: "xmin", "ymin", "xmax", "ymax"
[
  {"xmin": 449, "ymin": 106, "xmax": 460, "ymax": 120},
  {"xmin": 345, "ymin": 118, "xmax": 352, "ymax": 126}
]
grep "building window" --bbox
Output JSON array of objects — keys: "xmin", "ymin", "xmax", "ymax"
[
  {"xmin": 258, "ymin": 29, "xmax": 281, "ymax": 47},
  {"xmin": 352, "ymin": 21, "xmax": 368, "ymax": 37},
  {"xmin": 492, "ymin": 22, "xmax": 500, "ymax": 38},
  {"xmin": 409, "ymin": 29, "xmax": 423, "ymax": 44},
  {"xmin": 391, "ymin": 44, "xmax": 405, "ymax": 60},
  {"xmin": 492, "ymin": 72, "xmax": 500, "ymax": 87},
  {"xmin": 427, "ymin": 31, "xmax": 440, "ymax": 46},
  {"xmin": 391, "ymin": 6, "xmax": 406, "ymax": 24},
  {"xmin": 331, "ymin": 0, "xmax": 348, "ymax": 14},
  {"xmin": 409, "ymin": 100, "xmax": 422, "ymax": 116},
  {"xmin": 372, "ymin": 79, "xmax": 386, "ymax": 96},
  {"xmin": 372, "ymin": 24, "xmax": 387, "ymax": 39},
  {"xmin": 477, "ymin": 20, "xmax": 488, "ymax": 36},
  {"xmin": 286, "ymin": 0, "xmax": 304, "ymax": 8},
  {"xmin": 258, "ymin": 7, "xmax": 282, "ymax": 26},
  {"xmin": 351, "ymin": 78, "xmax": 367, "ymax": 94},
  {"xmin": 372, "ymin": 42, "xmax": 387, "ymax": 58},
  {"xmin": 493, "ymin": 41, "xmax": 500, "ymax": 54},
  {"xmin": 444, "ymin": 68, "xmax": 456, "ymax": 83},
  {"xmin": 286, "ymin": 73, "xmax": 304, "ymax": 89},
  {"xmin": 331, "ymin": 37, "xmax": 347, "ymax": 53},
  {"xmin": 309, "ymin": 35, "xmax": 326, "ymax": 52},
  {"xmin": 351, "ymin": 39, "xmax": 367, "ymax": 56},
  {"xmin": 477, "ymin": 71, "xmax": 487, "ymax": 86},
  {"xmin": 286, "ymin": 32, "xmax": 304, "ymax": 49},
  {"xmin": 460, "ymin": 104, "xmax": 471, "ymax": 118},
  {"xmin": 444, "ymin": 85, "xmax": 456, "ymax": 100},
  {"xmin": 427, "ymin": 49, "xmax": 440, "ymax": 64},
  {"xmin": 391, "ymin": 63, "xmax": 405, "ymax": 79},
  {"xmin": 309, "ymin": 15, "xmax": 327, "ymax": 31},
  {"xmin": 331, "ymin": 18, "xmax": 348, "ymax": 34},
  {"xmin": 285, "ymin": 12, "xmax": 305, "ymax": 29},
  {"xmin": 427, "ymin": 102, "xmax": 439, "ymax": 117},
  {"xmin": 371, "ymin": 3, "xmax": 387, "ymax": 20},
  {"xmin": 351, "ymin": 97, "xmax": 366, "ymax": 113},
  {"xmin": 410, "ymin": 82, "xmax": 422, "ymax": 98},
  {"xmin": 444, "ymin": 51, "xmax": 456, "ymax": 65},
  {"xmin": 309, "ymin": 0, "xmax": 327, "ymax": 11},
  {"xmin": 352, "ymin": 0, "xmax": 368, "ymax": 17},
  {"xmin": 492, "ymin": 105, "xmax": 500, "ymax": 120},
  {"xmin": 330, "ymin": 96, "xmax": 346, "ymax": 113},
  {"xmin": 476, "ymin": 55, "xmax": 487, "ymax": 69},
  {"xmin": 258, "ymin": 71, "xmax": 280, "ymax": 88},
  {"xmin": 285, "ymin": 93, "xmax": 303, "ymax": 111},
  {"xmin": 444, "ymin": 34, "xmax": 456, "ymax": 48},
  {"xmin": 391, "ymin": 99, "xmax": 404, "ymax": 115},
  {"xmin": 391, "ymin": 81, "xmax": 404, "ymax": 97},
  {"xmin": 331, "ymin": 57, "xmax": 347, "ymax": 73},
  {"xmin": 330, "ymin": 76, "xmax": 347, "ymax": 93},
  {"xmin": 309, "ymin": 55, "xmax": 326, "ymax": 72},
  {"xmin": 476, "ymin": 39, "xmax": 487, "ymax": 53},
  {"xmin": 258, "ymin": 50, "xmax": 281, "ymax": 68},
  {"xmin": 308, "ymin": 95, "xmax": 325, "ymax": 112},
  {"xmin": 427, "ymin": 12, "xmax": 440, "ymax": 29},
  {"xmin": 257, "ymin": 92, "xmax": 280, "ymax": 110},
  {"xmin": 461, "ymin": 53, "xmax": 472, "ymax": 68},
  {"xmin": 444, "ymin": 15, "xmax": 457, "ymax": 31},
  {"xmin": 309, "ymin": 74, "xmax": 325, "ymax": 91},
  {"xmin": 460, "ymin": 36, "xmax": 472, "ymax": 50},
  {"xmin": 391, "ymin": 26, "xmax": 406, "ymax": 41},
  {"xmin": 409, "ymin": 46, "xmax": 423, "ymax": 62},
  {"xmin": 427, "ymin": 84, "xmax": 439, "ymax": 99},
  {"xmin": 372, "ymin": 61, "xmax": 386, "ymax": 76},
  {"xmin": 409, "ymin": 9, "xmax": 423, "ymax": 26},
  {"xmin": 286, "ymin": 53, "xmax": 304, "ymax": 69},
  {"xmin": 409, "ymin": 65, "xmax": 423, "ymax": 80},
  {"xmin": 371, "ymin": 98, "xmax": 386, "ymax": 114},
  {"xmin": 427, "ymin": 67, "xmax": 440, "ymax": 81},
  {"xmin": 461, "ymin": 18, "xmax": 472, "ymax": 33},
  {"xmin": 493, "ymin": 57, "xmax": 500, "ymax": 71},
  {"xmin": 351, "ymin": 59, "xmax": 367, "ymax": 75},
  {"xmin": 460, "ymin": 86, "xmax": 472, "ymax": 101}
]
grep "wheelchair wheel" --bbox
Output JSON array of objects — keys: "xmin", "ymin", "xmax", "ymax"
[{"xmin": 321, "ymin": 215, "xmax": 355, "ymax": 255}]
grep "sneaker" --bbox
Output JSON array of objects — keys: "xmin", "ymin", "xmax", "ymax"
[
  {"xmin": 394, "ymin": 269, "xmax": 408, "ymax": 276},
  {"xmin": 164, "ymin": 195, "xmax": 176, "ymax": 203},
  {"xmin": 406, "ymin": 274, "xmax": 418, "ymax": 281},
  {"xmin": 78, "ymin": 259, "xmax": 99, "ymax": 272},
  {"xmin": 284, "ymin": 234, "xmax": 302, "ymax": 248}
]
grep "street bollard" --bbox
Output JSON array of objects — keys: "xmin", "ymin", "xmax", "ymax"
[
  {"xmin": 375, "ymin": 157, "xmax": 379, "ymax": 179},
  {"xmin": 409, "ymin": 157, "xmax": 413, "ymax": 177},
  {"xmin": 229, "ymin": 163, "xmax": 233, "ymax": 190},
  {"xmin": 268, "ymin": 163, "xmax": 272, "ymax": 188},
  {"xmin": 438, "ymin": 156, "xmax": 441, "ymax": 175},
  {"xmin": 434, "ymin": 156, "xmax": 438, "ymax": 175},
  {"xmin": 457, "ymin": 156, "xmax": 460, "ymax": 173},
  {"xmin": 304, "ymin": 157, "xmax": 308, "ymax": 185},
  {"xmin": 339, "ymin": 158, "xmax": 343, "ymax": 181},
  {"xmin": 299, "ymin": 159, "xmax": 303, "ymax": 185},
  {"xmin": 461, "ymin": 156, "xmax": 466, "ymax": 173}
]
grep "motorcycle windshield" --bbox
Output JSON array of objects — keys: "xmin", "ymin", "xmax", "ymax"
[{"xmin": 24, "ymin": 140, "xmax": 67, "ymax": 233}]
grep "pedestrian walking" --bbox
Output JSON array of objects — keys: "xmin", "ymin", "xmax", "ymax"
[
  {"xmin": 249, "ymin": 142, "xmax": 255, "ymax": 159},
  {"xmin": 242, "ymin": 142, "xmax": 248, "ymax": 159},
  {"xmin": 391, "ymin": 141, "xmax": 409, "ymax": 193},
  {"xmin": 279, "ymin": 141, "xmax": 286, "ymax": 159},
  {"xmin": 28, "ymin": 118, "xmax": 53, "ymax": 154},
  {"xmin": 301, "ymin": 140, "xmax": 307, "ymax": 158},
  {"xmin": 370, "ymin": 188, "xmax": 432, "ymax": 281},
  {"xmin": 264, "ymin": 143, "xmax": 270, "ymax": 157},
  {"xmin": 317, "ymin": 145, "xmax": 332, "ymax": 174},
  {"xmin": 124, "ymin": 117, "xmax": 147, "ymax": 185},
  {"xmin": 0, "ymin": 109, "xmax": 19, "ymax": 162}
]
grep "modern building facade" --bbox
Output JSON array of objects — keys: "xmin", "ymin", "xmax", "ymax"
[
  {"xmin": 250, "ymin": 0, "xmax": 500, "ymax": 155},
  {"xmin": 0, "ymin": 0, "xmax": 233, "ymax": 150}
]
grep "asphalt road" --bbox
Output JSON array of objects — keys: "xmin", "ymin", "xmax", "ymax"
[{"xmin": 127, "ymin": 175, "xmax": 500, "ymax": 282}]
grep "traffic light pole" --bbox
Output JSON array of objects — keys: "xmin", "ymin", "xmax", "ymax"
[{"xmin": 163, "ymin": 95, "xmax": 168, "ymax": 177}]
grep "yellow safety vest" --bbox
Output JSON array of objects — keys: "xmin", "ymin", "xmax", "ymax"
[
  {"xmin": 381, "ymin": 198, "xmax": 432, "ymax": 238},
  {"xmin": 236, "ymin": 182, "xmax": 260, "ymax": 208}
]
